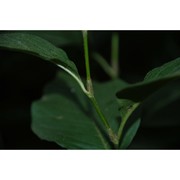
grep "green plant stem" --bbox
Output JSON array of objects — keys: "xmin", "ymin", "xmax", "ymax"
[
  {"xmin": 83, "ymin": 31, "xmax": 91, "ymax": 79},
  {"xmin": 92, "ymin": 52, "xmax": 117, "ymax": 79},
  {"xmin": 89, "ymin": 97, "xmax": 110, "ymax": 129},
  {"xmin": 82, "ymin": 31, "xmax": 118, "ymax": 146},
  {"xmin": 89, "ymin": 96, "xmax": 118, "ymax": 146},
  {"xmin": 111, "ymin": 32, "xmax": 119, "ymax": 77},
  {"xmin": 83, "ymin": 31, "xmax": 94, "ymax": 95},
  {"xmin": 118, "ymin": 103, "xmax": 139, "ymax": 142}
]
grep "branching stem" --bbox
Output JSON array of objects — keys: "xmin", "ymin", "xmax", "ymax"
[
  {"xmin": 82, "ymin": 31, "xmax": 118, "ymax": 146},
  {"xmin": 117, "ymin": 103, "xmax": 139, "ymax": 143}
]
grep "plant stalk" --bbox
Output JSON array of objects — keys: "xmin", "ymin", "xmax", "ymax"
[
  {"xmin": 82, "ymin": 31, "xmax": 92, "ymax": 88},
  {"xmin": 118, "ymin": 103, "xmax": 139, "ymax": 142},
  {"xmin": 111, "ymin": 32, "xmax": 119, "ymax": 78},
  {"xmin": 82, "ymin": 30, "xmax": 118, "ymax": 146},
  {"xmin": 89, "ymin": 96, "xmax": 118, "ymax": 146},
  {"xmin": 92, "ymin": 52, "xmax": 117, "ymax": 79}
]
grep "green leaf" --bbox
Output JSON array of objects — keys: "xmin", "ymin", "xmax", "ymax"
[
  {"xmin": 0, "ymin": 32, "xmax": 87, "ymax": 94},
  {"xmin": 116, "ymin": 58, "xmax": 180, "ymax": 102},
  {"xmin": 119, "ymin": 118, "xmax": 141, "ymax": 149},
  {"xmin": 144, "ymin": 58, "xmax": 180, "ymax": 81},
  {"xmin": 31, "ymin": 72, "xmax": 127, "ymax": 149}
]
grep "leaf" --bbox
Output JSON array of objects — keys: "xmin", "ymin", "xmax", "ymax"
[
  {"xmin": 31, "ymin": 72, "xmax": 127, "ymax": 149},
  {"xmin": 116, "ymin": 58, "xmax": 180, "ymax": 102},
  {"xmin": 0, "ymin": 32, "xmax": 87, "ymax": 94},
  {"xmin": 119, "ymin": 118, "xmax": 141, "ymax": 149},
  {"xmin": 116, "ymin": 58, "xmax": 180, "ymax": 147},
  {"xmin": 144, "ymin": 57, "xmax": 180, "ymax": 81}
]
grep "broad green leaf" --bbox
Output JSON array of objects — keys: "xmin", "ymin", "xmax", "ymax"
[
  {"xmin": 0, "ymin": 32, "xmax": 87, "ymax": 94},
  {"xmin": 31, "ymin": 72, "xmax": 127, "ymax": 149},
  {"xmin": 116, "ymin": 58, "xmax": 180, "ymax": 147},
  {"xmin": 116, "ymin": 58, "xmax": 180, "ymax": 102},
  {"xmin": 119, "ymin": 118, "xmax": 141, "ymax": 149}
]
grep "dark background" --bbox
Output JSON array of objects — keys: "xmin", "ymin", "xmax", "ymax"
[{"xmin": 0, "ymin": 31, "xmax": 180, "ymax": 149}]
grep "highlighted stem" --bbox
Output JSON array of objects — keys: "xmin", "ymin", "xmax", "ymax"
[
  {"xmin": 82, "ymin": 30, "xmax": 93, "ymax": 94},
  {"xmin": 118, "ymin": 103, "xmax": 139, "ymax": 142},
  {"xmin": 89, "ymin": 96, "xmax": 118, "ymax": 146},
  {"xmin": 82, "ymin": 31, "xmax": 118, "ymax": 146}
]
